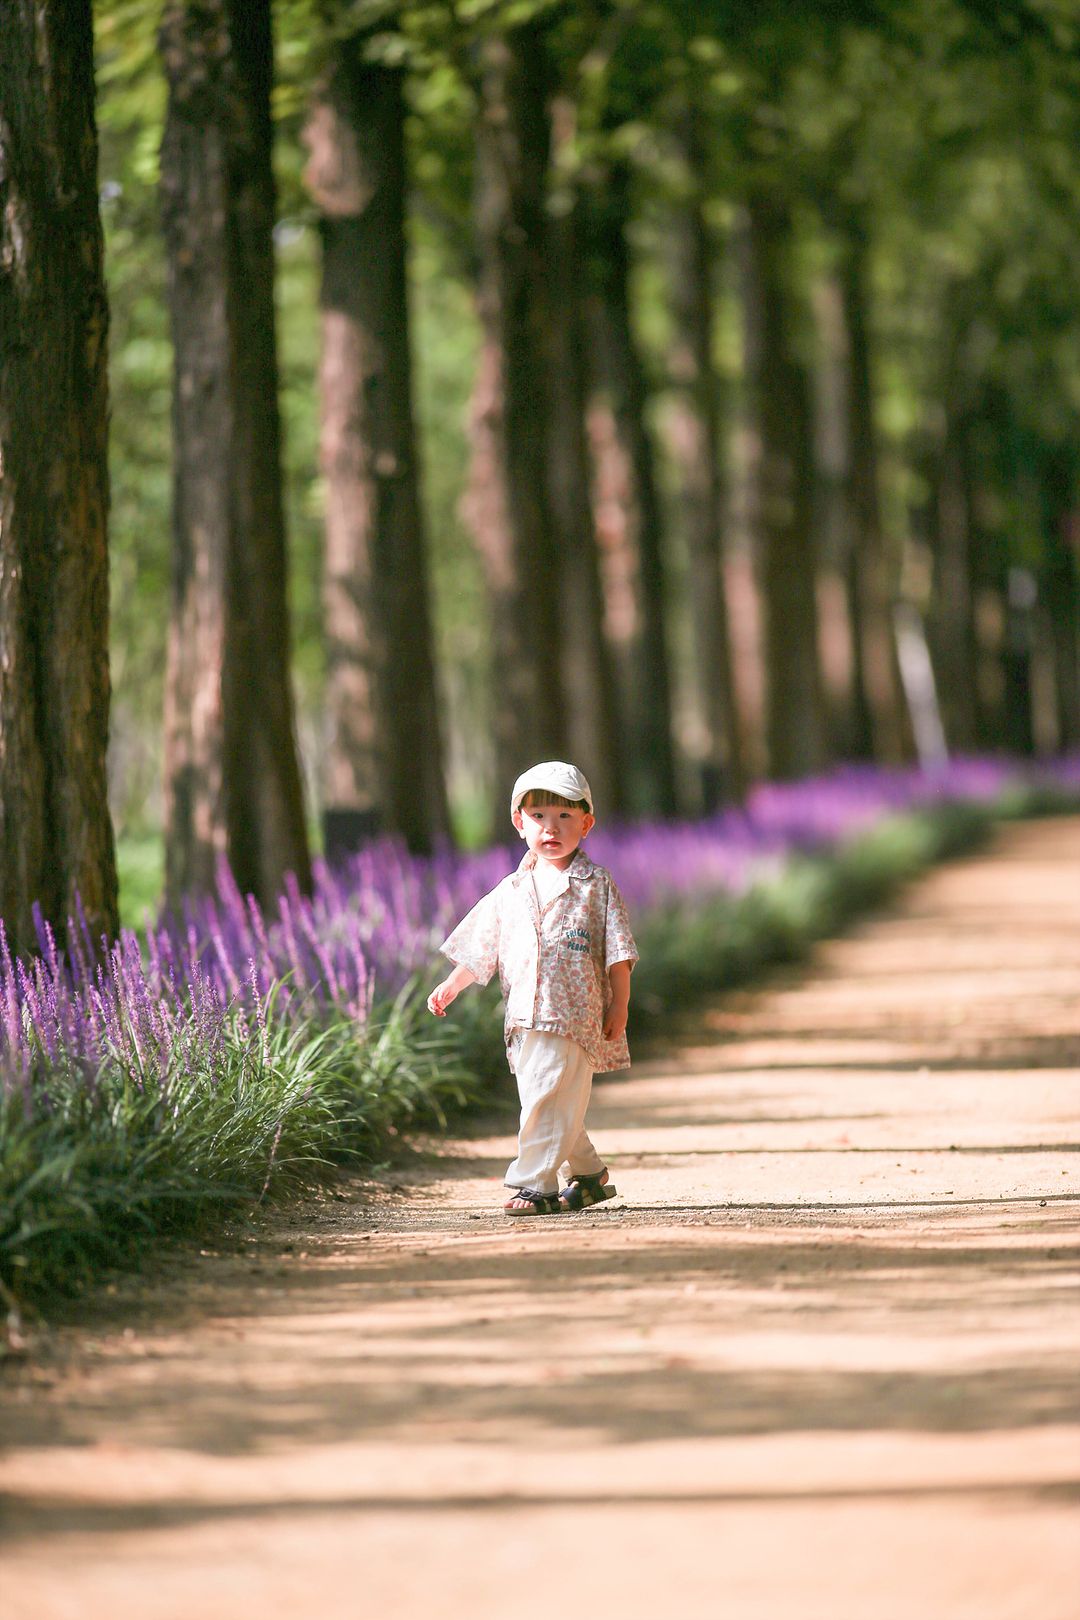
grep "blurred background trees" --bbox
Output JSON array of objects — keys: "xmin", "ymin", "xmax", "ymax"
[{"xmin": 4, "ymin": 0, "xmax": 1079, "ymax": 935}]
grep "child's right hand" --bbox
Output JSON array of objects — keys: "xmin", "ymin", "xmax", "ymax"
[
  {"xmin": 427, "ymin": 979, "xmax": 457, "ymax": 1017},
  {"xmin": 427, "ymin": 963, "xmax": 476, "ymax": 1017}
]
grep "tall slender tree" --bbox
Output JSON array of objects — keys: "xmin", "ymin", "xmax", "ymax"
[
  {"xmin": 545, "ymin": 95, "xmax": 626, "ymax": 817},
  {"xmin": 588, "ymin": 163, "xmax": 680, "ymax": 816},
  {"xmin": 159, "ymin": 0, "xmax": 311, "ymax": 908},
  {"xmin": 834, "ymin": 218, "xmax": 911, "ymax": 763},
  {"xmin": 304, "ymin": 25, "xmax": 451, "ymax": 856},
  {"xmin": 744, "ymin": 191, "xmax": 827, "ymax": 779},
  {"xmin": 668, "ymin": 106, "xmax": 746, "ymax": 807},
  {"xmin": 928, "ymin": 318, "xmax": 981, "ymax": 753},
  {"xmin": 1043, "ymin": 450, "xmax": 1080, "ymax": 751},
  {"xmin": 0, "ymin": 0, "xmax": 118, "ymax": 955},
  {"xmin": 463, "ymin": 23, "xmax": 567, "ymax": 808}
]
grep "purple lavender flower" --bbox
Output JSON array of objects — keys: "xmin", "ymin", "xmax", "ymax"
[{"xmin": 0, "ymin": 756, "xmax": 1076, "ymax": 1107}]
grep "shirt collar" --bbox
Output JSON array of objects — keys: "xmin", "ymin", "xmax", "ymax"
[{"xmin": 513, "ymin": 847, "xmax": 597, "ymax": 884}]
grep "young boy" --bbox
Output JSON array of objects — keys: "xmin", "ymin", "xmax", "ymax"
[{"xmin": 427, "ymin": 761, "xmax": 638, "ymax": 1216}]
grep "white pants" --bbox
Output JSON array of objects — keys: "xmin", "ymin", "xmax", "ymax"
[{"xmin": 505, "ymin": 1030, "xmax": 605, "ymax": 1196}]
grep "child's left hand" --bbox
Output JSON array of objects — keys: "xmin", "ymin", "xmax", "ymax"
[
  {"xmin": 603, "ymin": 1005, "xmax": 628, "ymax": 1041},
  {"xmin": 604, "ymin": 959, "xmax": 631, "ymax": 1041}
]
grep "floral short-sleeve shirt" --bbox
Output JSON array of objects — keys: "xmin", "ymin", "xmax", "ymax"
[{"xmin": 440, "ymin": 848, "xmax": 638, "ymax": 1073}]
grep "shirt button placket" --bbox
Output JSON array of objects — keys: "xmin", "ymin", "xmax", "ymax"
[{"xmin": 532, "ymin": 925, "xmax": 543, "ymax": 1025}]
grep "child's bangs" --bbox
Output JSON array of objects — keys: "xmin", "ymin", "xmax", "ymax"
[{"xmin": 518, "ymin": 789, "xmax": 588, "ymax": 811}]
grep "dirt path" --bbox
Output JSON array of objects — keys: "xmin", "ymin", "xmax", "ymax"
[{"xmin": 2, "ymin": 817, "xmax": 1079, "ymax": 1620}]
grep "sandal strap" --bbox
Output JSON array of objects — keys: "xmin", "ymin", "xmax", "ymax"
[{"xmin": 559, "ymin": 1170, "xmax": 615, "ymax": 1211}]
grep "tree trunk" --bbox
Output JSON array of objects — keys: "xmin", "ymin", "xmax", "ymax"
[
  {"xmin": 0, "ymin": 0, "xmax": 118, "ymax": 956},
  {"xmin": 585, "ymin": 398, "xmax": 641, "ymax": 777},
  {"xmin": 463, "ymin": 26, "xmax": 566, "ymax": 810},
  {"xmin": 1001, "ymin": 565, "xmax": 1036, "ymax": 757},
  {"xmin": 809, "ymin": 272, "xmax": 861, "ymax": 756},
  {"xmin": 743, "ymin": 194, "xmax": 826, "ymax": 780},
  {"xmin": 930, "ymin": 409, "xmax": 980, "ymax": 752},
  {"xmin": 668, "ymin": 113, "xmax": 746, "ymax": 808},
  {"xmin": 1040, "ymin": 452, "xmax": 1080, "ymax": 751},
  {"xmin": 160, "ymin": 0, "xmax": 311, "ymax": 909},
  {"xmin": 836, "ymin": 227, "xmax": 912, "ymax": 764},
  {"xmin": 588, "ymin": 166, "xmax": 680, "ymax": 817},
  {"xmin": 304, "ymin": 34, "xmax": 451, "ymax": 856},
  {"xmin": 545, "ymin": 99, "xmax": 626, "ymax": 818}
]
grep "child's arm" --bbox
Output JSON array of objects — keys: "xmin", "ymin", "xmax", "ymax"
[
  {"xmin": 431, "ymin": 879, "xmax": 503, "ymax": 1017},
  {"xmin": 603, "ymin": 959, "xmax": 632, "ymax": 1041},
  {"xmin": 427, "ymin": 963, "xmax": 477, "ymax": 1017}
]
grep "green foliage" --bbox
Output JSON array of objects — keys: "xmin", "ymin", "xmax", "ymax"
[{"xmin": 116, "ymin": 833, "xmax": 165, "ymax": 931}]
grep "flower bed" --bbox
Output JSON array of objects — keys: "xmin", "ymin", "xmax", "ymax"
[{"xmin": 2, "ymin": 758, "xmax": 1077, "ymax": 1306}]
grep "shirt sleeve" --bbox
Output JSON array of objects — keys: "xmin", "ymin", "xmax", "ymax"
[
  {"xmin": 604, "ymin": 877, "xmax": 638, "ymax": 971},
  {"xmin": 440, "ymin": 884, "xmax": 502, "ymax": 986}
]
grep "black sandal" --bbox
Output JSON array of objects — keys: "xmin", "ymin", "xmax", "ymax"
[
  {"xmin": 504, "ymin": 1187, "xmax": 562, "ymax": 1217},
  {"xmin": 559, "ymin": 1170, "xmax": 617, "ymax": 1212}
]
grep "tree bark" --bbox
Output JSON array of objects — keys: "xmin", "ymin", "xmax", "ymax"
[
  {"xmin": 0, "ymin": 0, "xmax": 118, "ymax": 956},
  {"xmin": 463, "ymin": 26, "xmax": 566, "ymax": 809},
  {"xmin": 743, "ymin": 194, "xmax": 827, "ymax": 780},
  {"xmin": 159, "ymin": 0, "xmax": 311, "ymax": 908},
  {"xmin": 545, "ymin": 99, "xmax": 626, "ymax": 818},
  {"xmin": 1001, "ymin": 564, "xmax": 1036, "ymax": 757},
  {"xmin": 836, "ymin": 227, "xmax": 912, "ymax": 764},
  {"xmin": 1040, "ymin": 451, "xmax": 1079, "ymax": 751},
  {"xmin": 809, "ymin": 271, "xmax": 859, "ymax": 756},
  {"xmin": 588, "ymin": 165, "xmax": 680, "ymax": 817},
  {"xmin": 585, "ymin": 398, "xmax": 641, "ymax": 776},
  {"xmin": 304, "ymin": 34, "xmax": 451, "ymax": 856},
  {"xmin": 668, "ymin": 113, "xmax": 746, "ymax": 808},
  {"xmin": 930, "ymin": 406, "xmax": 980, "ymax": 752}
]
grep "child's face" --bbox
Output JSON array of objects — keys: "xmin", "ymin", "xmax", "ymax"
[{"xmin": 513, "ymin": 800, "xmax": 595, "ymax": 869}]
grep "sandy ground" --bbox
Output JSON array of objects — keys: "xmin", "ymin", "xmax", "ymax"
[{"xmin": 1, "ymin": 817, "xmax": 1079, "ymax": 1620}]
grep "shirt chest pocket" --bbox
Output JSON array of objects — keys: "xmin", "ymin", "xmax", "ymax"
[{"xmin": 558, "ymin": 895, "xmax": 596, "ymax": 958}]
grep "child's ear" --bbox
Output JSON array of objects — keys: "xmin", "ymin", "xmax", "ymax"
[
  {"xmin": 581, "ymin": 813, "xmax": 595, "ymax": 839},
  {"xmin": 512, "ymin": 809, "xmax": 525, "ymax": 838}
]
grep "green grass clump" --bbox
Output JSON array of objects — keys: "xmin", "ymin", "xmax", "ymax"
[{"xmin": 1, "ymin": 984, "xmax": 490, "ymax": 1303}]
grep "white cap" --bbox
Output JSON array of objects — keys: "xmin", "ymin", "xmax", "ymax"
[{"xmin": 510, "ymin": 761, "xmax": 593, "ymax": 818}]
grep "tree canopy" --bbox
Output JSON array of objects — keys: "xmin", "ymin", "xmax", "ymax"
[{"xmin": 79, "ymin": 0, "xmax": 1080, "ymax": 869}]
